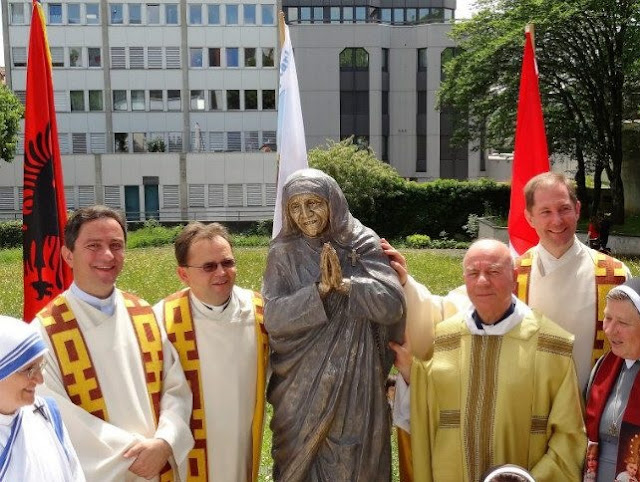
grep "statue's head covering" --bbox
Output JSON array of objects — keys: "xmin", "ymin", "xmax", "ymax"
[
  {"xmin": 279, "ymin": 168, "xmax": 362, "ymax": 246},
  {"xmin": 0, "ymin": 316, "xmax": 47, "ymax": 381}
]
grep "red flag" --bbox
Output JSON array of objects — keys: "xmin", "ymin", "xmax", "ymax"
[
  {"xmin": 22, "ymin": 0, "xmax": 72, "ymax": 321},
  {"xmin": 508, "ymin": 25, "xmax": 550, "ymax": 256}
]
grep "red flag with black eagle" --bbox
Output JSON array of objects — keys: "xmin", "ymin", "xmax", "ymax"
[{"xmin": 22, "ymin": 0, "xmax": 72, "ymax": 321}]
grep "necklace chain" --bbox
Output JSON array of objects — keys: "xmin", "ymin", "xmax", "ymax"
[{"xmin": 608, "ymin": 367, "xmax": 628, "ymax": 437}]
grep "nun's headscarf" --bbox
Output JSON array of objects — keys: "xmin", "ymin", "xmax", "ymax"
[
  {"xmin": 279, "ymin": 168, "xmax": 361, "ymax": 246},
  {"xmin": 608, "ymin": 278, "xmax": 640, "ymax": 315},
  {"xmin": 0, "ymin": 316, "xmax": 47, "ymax": 381}
]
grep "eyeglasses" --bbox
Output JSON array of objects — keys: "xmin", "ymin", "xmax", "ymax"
[
  {"xmin": 18, "ymin": 360, "xmax": 47, "ymax": 380},
  {"xmin": 182, "ymin": 259, "xmax": 236, "ymax": 273}
]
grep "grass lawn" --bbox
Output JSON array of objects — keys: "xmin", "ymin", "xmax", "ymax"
[{"xmin": 2, "ymin": 245, "xmax": 639, "ymax": 480}]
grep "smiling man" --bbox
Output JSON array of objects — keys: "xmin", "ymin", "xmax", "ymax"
[
  {"xmin": 393, "ymin": 240, "xmax": 586, "ymax": 481},
  {"xmin": 154, "ymin": 222, "xmax": 268, "ymax": 482},
  {"xmin": 517, "ymin": 172, "xmax": 630, "ymax": 391},
  {"xmin": 33, "ymin": 205, "xmax": 193, "ymax": 482}
]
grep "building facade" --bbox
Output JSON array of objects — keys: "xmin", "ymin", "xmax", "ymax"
[{"xmin": 1, "ymin": 0, "xmax": 490, "ymax": 222}]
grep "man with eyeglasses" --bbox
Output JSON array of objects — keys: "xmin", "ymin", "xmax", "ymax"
[
  {"xmin": 33, "ymin": 205, "xmax": 193, "ymax": 482},
  {"xmin": 154, "ymin": 221, "xmax": 268, "ymax": 482}
]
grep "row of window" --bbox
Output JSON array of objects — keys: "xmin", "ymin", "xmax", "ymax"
[
  {"xmin": 285, "ymin": 6, "xmax": 453, "ymax": 25},
  {"xmin": 9, "ymin": 2, "xmax": 276, "ymax": 27},
  {"xmin": 0, "ymin": 183, "xmax": 278, "ymax": 212},
  {"xmin": 12, "ymin": 45, "xmax": 276, "ymax": 70}
]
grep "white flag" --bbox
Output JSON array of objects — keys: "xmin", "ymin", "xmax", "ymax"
[{"xmin": 272, "ymin": 21, "xmax": 308, "ymax": 238}]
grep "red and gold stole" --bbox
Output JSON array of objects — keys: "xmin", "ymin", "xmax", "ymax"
[
  {"xmin": 37, "ymin": 291, "xmax": 174, "ymax": 481},
  {"xmin": 515, "ymin": 248, "xmax": 626, "ymax": 366},
  {"xmin": 163, "ymin": 289, "xmax": 268, "ymax": 482}
]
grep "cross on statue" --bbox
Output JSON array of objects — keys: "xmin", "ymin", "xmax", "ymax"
[{"xmin": 350, "ymin": 249, "xmax": 360, "ymax": 267}]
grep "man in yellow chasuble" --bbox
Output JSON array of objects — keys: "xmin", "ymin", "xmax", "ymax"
[
  {"xmin": 34, "ymin": 206, "xmax": 194, "ymax": 482},
  {"xmin": 393, "ymin": 240, "xmax": 586, "ymax": 481},
  {"xmin": 154, "ymin": 222, "xmax": 268, "ymax": 482}
]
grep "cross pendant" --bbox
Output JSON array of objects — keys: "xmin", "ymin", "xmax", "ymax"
[{"xmin": 350, "ymin": 249, "xmax": 359, "ymax": 267}]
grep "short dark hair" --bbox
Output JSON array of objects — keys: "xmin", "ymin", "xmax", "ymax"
[
  {"xmin": 524, "ymin": 172, "xmax": 578, "ymax": 212},
  {"xmin": 174, "ymin": 222, "xmax": 233, "ymax": 266},
  {"xmin": 64, "ymin": 205, "xmax": 127, "ymax": 251}
]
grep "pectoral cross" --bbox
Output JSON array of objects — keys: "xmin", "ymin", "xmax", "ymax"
[
  {"xmin": 350, "ymin": 249, "xmax": 360, "ymax": 267},
  {"xmin": 33, "ymin": 403, "xmax": 49, "ymax": 421}
]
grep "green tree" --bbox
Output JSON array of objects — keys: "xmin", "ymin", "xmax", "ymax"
[
  {"xmin": 439, "ymin": 0, "xmax": 640, "ymax": 222},
  {"xmin": 0, "ymin": 85, "xmax": 24, "ymax": 162}
]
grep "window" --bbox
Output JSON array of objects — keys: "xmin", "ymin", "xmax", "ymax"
[
  {"xmin": 342, "ymin": 7, "xmax": 352, "ymax": 22},
  {"xmin": 48, "ymin": 3, "xmax": 62, "ymax": 24},
  {"xmin": 147, "ymin": 4, "xmax": 160, "ymax": 24},
  {"xmin": 381, "ymin": 8, "xmax": 391, "ymax": 22},
  {"xmin": 12, "ymin": 47, "xmax": 27, "ymax": 67},
  {"xmin": 209, "ymin": 90, "xmax": 223, "ymax": 110},
  {"xmin": 262, "ymin": 90, "xmax": 275, "ymax": 109},
  {"xmin": 417, "ymin": 91, "xmax": 426, "ymax": 115},
  {"xmin": 312, "ymin": 6, "xmax": 322, "ymax": 22},
  {"xmin": 208, "ymin": 48, "xmax": 221, "ymax": 67},
  {"xmin": 110, "ymin": 47, "xmax": 126, "ymax": 68},
  {"xmin": 86, "ymin": 3, "xmax": 100, "ymax": 23},
  {"xmin": 111, "ymin": 3, "xmax": 123, "ymax": 23},
  {"xmin": 190, "ymin": 90, "xmax": 205, "ymax": 110},
  {"xmin": 227, "ymin": 90, "xmax": 240, "ymax": 110},
  {"xmin": 418, "ymin": 48, "xmax": 427, "ymax": 71},
  {"xmin": 89, "ymin": 90, "xmax": 103, "ymax": 111},
  {"xmin": 165, "ymin": 4, "xmax": 178, "ymax": 24},
  {"xmin": 382, "ymin": 48, "xmax": 389, "ymax": 72},
  {"xmin": 208, "ymin": 4, "xmax": 220, "ymax": 24},
  {"xmin": 189, "ymin": 4, "xmax": 202, "ymax": 24},
  {"xmin": 441, "ymin": 47, "xmax": 455, "ymax": 81},
  {"xmin": 88, "ymin": 47, "xmax": 101, "ymax": 67},
  {"xmin": 167, "ymin": 90, "xmax": 181, "ymax": 110},
  {"xmin": 133, "ymin": 133, "xmax": 147, "ymax": 152},
  {"xmin": 330, "ymin": 7, "xmax": 340, "ymax": 23},
  {"xmin": 262, "ymin": 47, "xmax": 274, "ymax": 67},
  {"xmin": 355, "ymin": 6, "xmax": 366, "ymax": 23},
  {"xmin": 168, "ymin": 132, "xmax": 182, "ymax": 152},
  {"xmin": 227, "ymin": 132, "xmax": 241, "ymax": 152},
  {"xmin": 50, "ymin": 47, "xmax": 65, "ymax": 67},
  {"xmin": 10, "ymin": 3, "xmax": 25, "ymax": 24},
  {"xmin": 67, "ymin": 3, "xmax": 81, "ymax": 23},
  {"xmin": 90, "ymin": 133, "xmax": 106, "ymax": 153},
  {"xmin": 114, "ymin": 133, "xmax": 129, "ymax": 152},
  {"xmin": 287, "ymin": 7, "xmax": 298, "ymax": 22},
  {"xmin": 226, "ymin": 4, "xmax": 238, "ymax": 24},
  {"xmin": 245, "ymin": 131, "xmax": 259, "ymax": 151},
  {"xmin": 72, "ymin": 133, "xmax": 87, "ymax": 154},
  {"xmin": 70, "ymin": 91, "xmax": 85, "ymax": 111},
  {"xmin": 131, "ymin": 90, "xmax": 145, "ymax": 110},
  {"xmin": 261, "ymin": 4, "xmax": 274, "ymax": 24},
  {"xmin": 129, "ymin": 3, "xmax": 142, "ymax": 24},
  {"xmin": 243, "ymin": 4, "xmax": 256, "ymax": 24},
  {"xmin": 190, "ymin": 48, "xmax": 203, "ymax": 68},
  {"xmin": 165, "ymin": 47, "xmax": 181, "ymax": 68},
  {"xmin": 148, "ymin": 47, "xmax": 162, "ymax": 68},
  {"xmin": 226, "ymin": 47, "xmax": 239, "ymax": 67},
  {"xmin": 245, "ymin": 90, "xmax": 257, "ymax": 109},
  {"xmin": 406, "ymin": 8, "xmax": 417, "ymax": 23},
  {"xmin": 244, "ymin": 48, "xmax": 256, "ymax": 67},
  {"xmin": 113, "ymin": 90, "xmax": 128, "ymax": 110},
  {"xmin": 129, "ymin": 47, "xmax": 144, "ymax": 68},
  {"xmin": 149, "ymin": 90, "xmax": 163, "ymax": 110},
  {"xmin": 340, "ymin": 47, "xmax": 369, "ymax": 70},
  {"xmin": 69, "ymin": 47, "xmax": 82, "ymax": 67}
]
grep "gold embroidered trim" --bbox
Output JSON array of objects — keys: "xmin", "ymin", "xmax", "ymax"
[
  {"xmin": 434, "ymin": 333, "xmax": 461, "ymax": 353},
  {"xmin": 439, "ymin": 410, "xmax": 461, "ymax": 429},
  {"xmin": 464, "ymin": 336, "xmax": 501, "ymax": 482},
  {"xmin": 537, "ymin": 334, "xmax": 573, "ymax": 357},
  {"xmin": 530, "ymin": 415, "xmax": 548, "ymax": 434}
]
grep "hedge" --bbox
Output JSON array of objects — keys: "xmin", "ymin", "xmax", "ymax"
[{"xmin": 0, "ymin": 220, "xmax": 21, "ymax": 249}]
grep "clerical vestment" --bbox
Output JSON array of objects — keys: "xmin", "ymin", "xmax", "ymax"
[
  {"xmin": 154, "ymin": 286, "xmax": 268, "ymax": 482},
  {"xmin": 410, "ymin": 308, "xmax": 586, "ymax": 482},
  {"xmin": 515, "ymin": 241, "xmax": 628, "ymax": 391},
  {"xmin": 35, "ymin": 289, "xmax": 193, "ymax": 482}
]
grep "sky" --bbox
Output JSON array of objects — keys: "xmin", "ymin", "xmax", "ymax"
[{"xmin": 0, "ymin": 1, "xmax": 477, "ymax": 67}]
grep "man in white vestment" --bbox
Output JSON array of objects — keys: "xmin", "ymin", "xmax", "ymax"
[
  {"xmin": 385, "ymin": 172, "xmax": 629, "ymax": 392},
  {"xmin": 0, "ymin": 315, "xmax": 84, "ymax": 482},
  {"xmin": 34, "ymin": 205, "xmax": 194, "ymax": 482},
  {"xmin": 393, "ymin": 240, "xmax": 586, "ymax": 481},
  {"xmin": 154, "ymin": 222, "xmax": 268, "ymax": 482}
]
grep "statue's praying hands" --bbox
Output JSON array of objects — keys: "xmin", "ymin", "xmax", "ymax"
[{"xmin": 318, "ymin": 242, "xmax": 350, "ymax": 297}]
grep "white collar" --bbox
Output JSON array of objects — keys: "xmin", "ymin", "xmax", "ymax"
[
  {"xmin": 464, "ymin": 295, "xmax": 531, "ymax": 336},
  {"xmin": 69, "ymin": 282, "xmax": 117, "ymax": 316},
  {"xmin": 190, "ymin": 292, "xmax": 231, "ymax": 316},
  {"xmin": 625, "ymin": 359, "xmax": 638, "ymax": 369},
  {"xmin": 536, "ymin": 236, "xmax": 582, "ymax": 276}
]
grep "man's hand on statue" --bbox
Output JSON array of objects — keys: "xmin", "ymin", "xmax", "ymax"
[
  {"xmin": 381, "ymin": 238, "xmax": 408, "ymax": 286},
  {"xmin": 389, "ymin": 340, "xmax": 412, "ymax": 384},
  {"xmin": 124, "ymin": 438, "xmax": 173, "ymax": 479}
]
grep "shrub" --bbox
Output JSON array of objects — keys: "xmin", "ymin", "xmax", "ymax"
[
  {"xmin": 0, "ymin": 221, "xmax": 22, "ymax": 249},
  {"xmin": 406, "ymin": 234, "xmax": 431, "ymax": 248}
]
